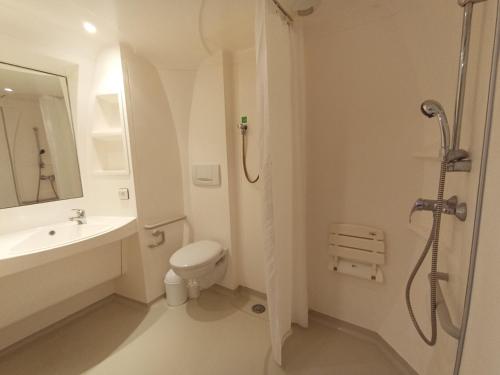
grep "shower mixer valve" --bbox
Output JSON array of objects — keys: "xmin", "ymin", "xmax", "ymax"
[{"xmin": 409, "ymin": 195, "xmax": 467, "ymax": 223}]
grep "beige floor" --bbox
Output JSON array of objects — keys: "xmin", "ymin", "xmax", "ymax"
[{"xmin": 0, "ymin": 288, "xmax": 404, "ymax": 375}]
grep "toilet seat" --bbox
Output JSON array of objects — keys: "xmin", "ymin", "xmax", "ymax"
[{"xmin": 170, "ymin": 240, "xmax": 222, "ymax": 270}]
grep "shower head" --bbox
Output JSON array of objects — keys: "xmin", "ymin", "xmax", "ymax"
[
  {"xmin": 420, "ymin": 100, "xmax": 450, "ymax": 159},
  {"xmin": 421, "ymin": 100, "xmax": 445, "ymax": 118}
]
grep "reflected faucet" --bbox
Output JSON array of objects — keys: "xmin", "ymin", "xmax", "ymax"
[{"xmin": 69, "ymin": 209, "xmax": 86, "ymax": 225}]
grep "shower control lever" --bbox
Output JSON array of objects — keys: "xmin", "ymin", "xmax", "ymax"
[{"xmin": 409, "ymin": 195, "xmax": 467, "ymax": 223}]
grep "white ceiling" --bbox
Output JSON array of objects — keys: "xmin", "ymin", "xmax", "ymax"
[
  {"xmin": 0, "ymin": 65, "xmax": 63, "ymax": 98},
  {"xmin": 0, "ymin": 0, "xmax": 256, "ymax": 70}
]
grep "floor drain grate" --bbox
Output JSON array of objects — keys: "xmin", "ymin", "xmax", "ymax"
[{"xmin": 251, "ymin": 304, "xmax": 266, "ymax": 314}]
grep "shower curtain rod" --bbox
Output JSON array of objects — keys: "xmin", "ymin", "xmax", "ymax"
[{"xmin": 270, "ymin": 0, "xmax": 294, "ymax": 24}]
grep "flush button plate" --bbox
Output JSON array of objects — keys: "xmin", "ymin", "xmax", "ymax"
[{"xmin": 192, "ymin": 164, "xmax": 221, "ymax": 187}]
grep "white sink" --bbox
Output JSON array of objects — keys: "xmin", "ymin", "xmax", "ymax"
[
  {"xmin": 0, "ymin": 216, "xmax": 137, "ymax": 278},
  {"xmin": 10, "ymin": 223, "xmax": 112, "ymax": 254}
]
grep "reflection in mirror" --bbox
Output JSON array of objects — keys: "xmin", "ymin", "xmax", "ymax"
[{"xmin": 0, "ymin": 63, "xmax": 82, "ymax": 209}]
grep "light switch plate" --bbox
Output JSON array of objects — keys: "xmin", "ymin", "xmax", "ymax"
[{"xmin": 118, "ymin": 188, "xmax": 130, "ymax": 200}]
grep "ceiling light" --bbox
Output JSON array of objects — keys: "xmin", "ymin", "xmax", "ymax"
[
  {"xmin": 82, "ymin": 21, "xmax": 97, "ymax": 34},
  {"xmin": 3, "ymin": 88, "xmax": 13, "ymax": 93}
]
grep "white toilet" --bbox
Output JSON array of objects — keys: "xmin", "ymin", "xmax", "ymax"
[{"xmin": 169, "ymin": 240, "xmax": 227, "ymax": 299}]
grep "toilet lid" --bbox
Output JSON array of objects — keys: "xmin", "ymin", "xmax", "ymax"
[{"xmin": 170, "ymin": 240, "xmax": 222, "ymax": 269}]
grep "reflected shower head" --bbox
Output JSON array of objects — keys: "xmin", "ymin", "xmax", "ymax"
[
  {"xmin": 420, "ymin": 99, "xmax": 450, "ymax": 159},
  {"xmin": 291, "ymin": 0, "xmax": 321, "ymax": 16}
]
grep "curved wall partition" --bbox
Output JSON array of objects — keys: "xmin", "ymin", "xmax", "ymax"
[{"xmin": 119, "ymin": 45, "xmax": 185, "ymax": 302}]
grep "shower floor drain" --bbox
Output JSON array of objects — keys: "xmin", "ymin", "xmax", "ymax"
[{"xmin": 251, "ymin": 304, "xmax": 266, "ymax": 314}]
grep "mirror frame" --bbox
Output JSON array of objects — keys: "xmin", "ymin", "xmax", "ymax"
[{"xmin": 0, "ymin": 61, "xmax": 83, "ymax": 209}]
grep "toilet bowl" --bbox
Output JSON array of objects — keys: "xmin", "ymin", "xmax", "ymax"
[{"xmin": 169, "ymin": 240, "xmax": 227, "ymax": 299}]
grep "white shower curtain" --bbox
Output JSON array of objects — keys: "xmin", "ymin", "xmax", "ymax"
[
  {"xmin": 39, "ymin": 96, "xmax": 82, "ymax": 199},
  {"xmin": 256, "ymin": 0, "xmax": 308, "ymax": 365}
]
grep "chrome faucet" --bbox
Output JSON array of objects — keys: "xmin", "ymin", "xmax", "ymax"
[
  {"xmin": 69, "ymin": 209, "xmax": 86, "ymax": 225},
  {"xmin": 409, "ymin": 195, "xmax": 467, "ymax": 223}
]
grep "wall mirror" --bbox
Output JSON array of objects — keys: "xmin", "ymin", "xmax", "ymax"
[{"xmin": 0, "ymin": 62, "xmax": 83, "ymax": 209}]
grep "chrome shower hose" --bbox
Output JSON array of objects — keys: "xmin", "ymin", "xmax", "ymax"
[
  {"xmin": 406, "ymin": 160, "xmax": 447, "ymax": 345},
  {"xmin": 241, "ymin": 132, "xmax": 259, "ymax": 184}
]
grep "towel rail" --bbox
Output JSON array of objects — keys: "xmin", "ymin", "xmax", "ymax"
[{"xmin": 144, "ymin": 215, "xmax": 186, "ymax": 230}]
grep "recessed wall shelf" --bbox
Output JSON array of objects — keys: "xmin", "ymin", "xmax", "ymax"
[
  {"xmin": 95, "ymin": 93, "xmax": 123, "ymax": 129},
  {"xmin": 91, "ymin": 93, "xmax": 130, "ymax": 176},
  {"xmin": 93, "ymin": 169, "xmax": 129, "ymax": 176},
  {"xmin": 91, "ymin": 128, "xmax": 123, "ymax": 140}
]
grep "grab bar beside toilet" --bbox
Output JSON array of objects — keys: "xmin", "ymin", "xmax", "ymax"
[
  {"xmin": 144, "ymin": 215, "xmax": 187, "ymax": 248},
  {"xmin": 144, "ymin": 215, "xmax": 187, "ymax": 230}
]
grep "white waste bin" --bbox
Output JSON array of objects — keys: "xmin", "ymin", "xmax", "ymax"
[{"xmin": 164, "ymin": 269, "xmax": 188, "ymax": 306}]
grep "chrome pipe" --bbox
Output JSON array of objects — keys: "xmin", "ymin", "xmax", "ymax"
[
  {"xmin": 33, "ymin": 127, "xmax": 41, "ymax": 154},
  {"xmin": 431, "ymin": 273, "xmax": 461, "ymax": 339},
  {"xmin": 453, "ymin": 0, "xmax": 500, "ymax": 372},
  {"xmin": 458, "ymin": 0, "xmax": 487, "ymax": 6},
  {"xmin": 452, "ymin": 2, "xmax": 474, "ymax": 151},
  {"xmin": 0, "ymin": 106, "xmax": 21, "ymax": 205}
]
